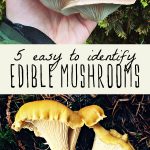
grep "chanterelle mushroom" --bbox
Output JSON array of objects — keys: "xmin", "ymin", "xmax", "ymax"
[
  {"xmin": 78, "ymin": 105, "xmax": 134, "ymax": 150},
  {"xmin": 92, "ymin": 124, "xmax": 135, "ymax": 150},
  {"xmin": 11, "ymin": 100, "xmax": 84, "ymax": 150},
  {"xmin": 67, "ymin": 105, "xmax": 106, "ymax": 150},
  {"xmin": 40, "ymin": 0, "xmax": 136, "ymax": 21},
  {"xmin": 78, "ymin": 105, "xmax": 107, "ymax": 127}
]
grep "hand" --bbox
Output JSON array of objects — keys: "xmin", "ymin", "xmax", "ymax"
[{"xmin": 6, "ymin": 0, "xmax": 97, "ymax": 44}]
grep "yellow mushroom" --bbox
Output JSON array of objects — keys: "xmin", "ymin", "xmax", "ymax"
[
  {"xmin": 78, "ymin": 105, "xmax": 134, "ymax": 150},
  {"xmin": 67, "ymin": 104, "xmax": 106, "ymax": 150},
  {"xmin": 92, "ymin": 124, "xmax": 135, "ymax": 150},
  {"xmin": 11, "ymin": 100, "xmax": 84, "ymax": 150},
  {"xmin": 11, "ymin": 101, "xmax": 134, "ymax": 150},
  {"xmin": 67, "ymin": 104, "xmax": 107, "ymax": 150},
  {"xmin": 78, "ymin": 105, "xmax": 107, "ymax": 127}
]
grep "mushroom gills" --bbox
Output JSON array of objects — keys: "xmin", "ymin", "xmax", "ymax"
[
  {"xmin": 62, "ymin": 4, "xmax": 120, "ymax": 21},
  {"xmin": 26, "ymin": 120, "xmax": 81, "ymax": 150},
  {"xmin": 40, "ymin": 0, "xmax": 136, "ymax": 21},
  {"xmin": 32, "ymin": 120, "xmax": 69, "ymax": 150},
  {"xmin": 11, "ymin": 100, "xmax": 84, "ymax": 150},
  {"xmin": 40, "ymin": 0, "xmax": 68, "ymax": 12},
  {"xmin": 63, "ymin": 0, "xmax": 137, "ymax": 8},
  {"xmin": 68, "ymin": 127, "xmax": 81, "ymax": 150}
]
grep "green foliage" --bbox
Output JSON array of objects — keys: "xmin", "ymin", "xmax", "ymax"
[
  {"xmin": 0, "ymin": 127, "xmax": 17, "ymax": 150},
  {"xmin": 140, "ymin": 0, "xmax": 149, "ymax": 8},
  {"xmin": 0, "ymin": 0, "xmax": 5, "ymax": 21},
  {"xmin": 88, "ymin": 1, "xmax": 150, "ymax": 44}
]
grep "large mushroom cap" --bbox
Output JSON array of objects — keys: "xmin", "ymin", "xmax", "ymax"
[
  {"xmin": 78, "ymin": 105, "xmax": 106, "ymax": 127},
  {"xmin": 92, "ymin": 124, "xmax": 135, "ymax": 150},
  {"xmin": 40, "ymin": 0, "xmax": 136, "ymax": 21},
  {"xmin": 12, "ymin": 100, "xmax": 84, "ymax": 150},
  {"xmin": 64, "ymin": 0, "xmax": 137, "ymax": 8},
  {"xmin": 63, "ymin": 0, "xmax": 136, "ymax": 21},
  {"xmin": 12, "ymin": 100, "xmax": 83, "ymax": 131}
]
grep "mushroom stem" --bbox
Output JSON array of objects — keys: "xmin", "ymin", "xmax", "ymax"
[
  {"xmin": 33, "ymin": 120, "xmax": 69, "ymax": 150},
  {"xmin": 68, "ymin": 128, "xmax": 81, "ymax": 150},
  {"xmin": 11, "ymin": 100, "xmax": 84, "ymax": 150},
  {"xmin": 92, "ymin": 135, "xmax": 124, "ymax": 150},
  {"xmin": 92, "ymin": 124, "xmax": 135, "ymax": 150}
]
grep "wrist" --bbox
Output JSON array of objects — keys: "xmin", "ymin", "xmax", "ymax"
[{"xmin": 6, "ymin": 0, "xmax": 52, "ymax": 40}]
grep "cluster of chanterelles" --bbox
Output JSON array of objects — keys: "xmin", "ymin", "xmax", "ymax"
[
  {"xmin": 39, "ymin": 0, "xmax": 136, "ymax": 21},
  {"xmin": 12, "ymin": 100, "xmax": 135, "ymax": 150}
]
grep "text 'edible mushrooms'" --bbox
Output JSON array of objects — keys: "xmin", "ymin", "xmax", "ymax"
[
  {"xmin": 40, "ymin": 0, "xmax": 136, "ymax": 21},
  {"xmin": 11, "ymin": 100, "xmax": 84, "ymax": 150},
  {"xmin": 92, "ymin": 124, "xmax": 135, "ymax": 150}
]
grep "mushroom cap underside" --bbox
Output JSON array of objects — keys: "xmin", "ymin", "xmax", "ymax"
[
  {"xmin": 12, "ymin": 100, "xmax": 84, "ymax": 131},
  {"xmin": 62, "ymin": 0, "xmax": 137, "ymax": 9},
  {"xmin": 40, "ymin": 0, "xmax": 136, "ymax": 21},
  {"xmin": 41, "ymin": 0, "xmax": 136, "ymax": 9}
]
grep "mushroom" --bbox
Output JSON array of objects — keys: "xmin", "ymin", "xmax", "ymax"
[
  {"xmin": 78, "ymin": 105, "xmax": 107, "ymax": 127},
  {"xmin": 40, "ymin": 0, "xmax": 68, "ymax": 12},
  {"xmin": 11, "ymin": 100, "xmax": 84, "ymax": 150},
  {"xmin": 68, "ymin": 126, "xmax": 81, "ymax": 150},
  {"xmin": 63, "ymin": 0, "xmax": 136, "ymax": 21},
  {"xmin": 78, "ymin": 105, "xmax": 134, "ymax": 150},
  {"xmin": 92, "ymin": 124, "xmax": 135, "ymax": 150},
  {"xmin": 40, "ymin": 0, "xmax": 136, "ymax": 21},
  {"xmin": 68, "ymin": 104, "xmax": 107, "ymax": 150},
  {"xmin": 64, "ymin": 0, "xmax": 137, "ymax": 8}
]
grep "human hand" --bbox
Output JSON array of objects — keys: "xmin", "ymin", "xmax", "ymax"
[{"xmin": 6, "ymin": 0, "xmax": 97, "ymax": 44}]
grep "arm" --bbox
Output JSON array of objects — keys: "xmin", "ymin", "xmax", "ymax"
[{"xmin": 6, "ymin": 0, "xmax": 97, "ymax": 44}]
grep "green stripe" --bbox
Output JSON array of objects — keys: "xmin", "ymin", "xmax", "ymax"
[{"xmin": 0, "ymin": 22, "xmax": 31, "ymax": 44}]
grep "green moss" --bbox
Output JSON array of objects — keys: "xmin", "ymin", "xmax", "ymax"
[
  {"xmin": 0, "ymin": 127, "xmax": 17, "ymax": 150},
  {"xmin": 0, "ymin": 0, "xmax": 5, "ymax": 22}
]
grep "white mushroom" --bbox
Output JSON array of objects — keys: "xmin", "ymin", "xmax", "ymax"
[
  {"xmin": 40, "ymin": 0, "xmax": 137, "ymax": 21},
  {"xmin": 40, "ymin": 0, "xmax": 68, "ymax": 12}
]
